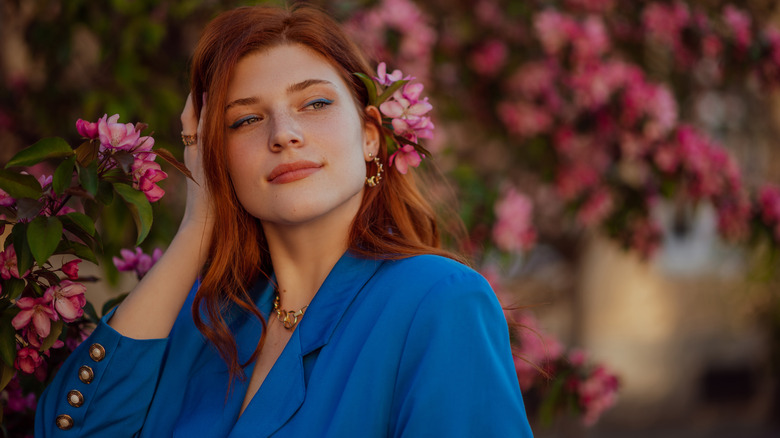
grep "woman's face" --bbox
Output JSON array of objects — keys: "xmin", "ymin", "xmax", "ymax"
[{"xmin": 224, "ymin": 44, "xmax": 378, "ymax": 228}]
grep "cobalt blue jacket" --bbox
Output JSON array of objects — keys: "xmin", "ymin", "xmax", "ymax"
[{"xmin": 36, "ymin": 253, "xmax": 534, "ymax": 437}]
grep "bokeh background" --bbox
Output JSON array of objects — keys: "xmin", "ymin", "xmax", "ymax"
[{"xmin": 2, "ymin": 0, "xmax": 780, "ymax": 436}]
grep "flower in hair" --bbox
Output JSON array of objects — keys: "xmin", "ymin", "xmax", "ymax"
[{"xmin": 355, "ymin": 62, "xmax": 434, "ymax": 174}]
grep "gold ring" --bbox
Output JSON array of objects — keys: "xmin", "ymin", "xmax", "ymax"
[{"xmin": 181, "ymin": 133, "xmax": 197, "ymax": 146}]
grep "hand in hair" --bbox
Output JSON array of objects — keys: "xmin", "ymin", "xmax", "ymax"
[{"xmin": 180, "ymin": 92, "xmax": 215, "ymax": 236}]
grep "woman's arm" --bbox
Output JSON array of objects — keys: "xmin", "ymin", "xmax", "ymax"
[{"xmin": 108, "ymin": 93, "xmax": 213, "ymax": 339}]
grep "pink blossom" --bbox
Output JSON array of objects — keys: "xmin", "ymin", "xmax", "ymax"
[
  {"xmin": 76, "ymin": 118, "xmax": 99, "ymax": 139},
  {"xmin": 131, "ymin": 152, "xmax": 168, "ymax": 202},
  {"xmin": 0, "ymin": 245, "xmax": 29, "ymax": 280},
  {"xmin": 715, "ymin": 195, "xmax": 751, "ymax": 242},
  {"xmin": 506, "ymin": 61, "xmax": 559, "ymax": 101},
  {"xmin": 470, "ymin": 40, "xmax": 508, "ymax": 76},
  {"xmin": 12, "ymin": 292, "xmax": 57, "ymax": 343},
  {"xmin": 49, "ymin": 280, "xmax": 87, "ymax": 323},
  {"xmin": 497, "ymin": 101, "xmax": 553, "ymax": 139},
  {"xmin": 97, "ymin": 114, "xmax": 141, "ymax": 151},
  {"xmin": 113, "ymin": 247, "xmax": 163, "ymax": 279},
  {"xmin": 61, "ymin": 259, "xmax": 82, "ymax": 280},
  {"xmin": 621, "ymin": 80, "xmax": 678, "ymax": 141},
  {"xmin": 627, "ymin": 217, "xmax": 662, "ymax": 258},
  {"xmin": 759, "ymin": 185, "xmax": 780, "ymax": 241},
  {"xmin": 577, "ymin": 187, "xmax": 614, "ymax": 227},
  {"xmin": 0, "ymin": 188, "xmax": 15, "ymax": 207},
  {"xmin": 578, "ymin": 365, "xmax": 620, "ymax": 426},
  {"xmin": 380, "ymin": 82, "xmax": 434, "ymax": 143},
  {"xmin": 374, "ymin": 62, "xmax": 403, "ymax": 86},
  {"xmin": 492, "ymin": 187, "xmax": 536, "ymax": 252},
  {"xmin": 14, "ymin": 347, "xmax": 44, "ymax": 375},
  {"xmin": 4, "ymin": 378, "xmax": 38, "ymax": 413},
  {"xmin": 65, "ymin": 325, "xmax": 93, "ymax": 351},
  {"xmin": 555, "ymin": 164, "xmax": 600, "ymax": 201},
  {"xmin": 389, "ymin": 144, "xmax": 423, "ymax": 174},
  {"xmin": 642, "ymin": 2, "xmax": 690, "ymax": 48},
  {"xmin": 533, "ymin": 10, "xmax": 578, "ymax": 55},
  {"xmin": 723, "ymin": 5, "xmax": 752, "ymax": 50},
  {"xmin": 573, "ymin": 16, "xmax": 610, "ymax": 62}
]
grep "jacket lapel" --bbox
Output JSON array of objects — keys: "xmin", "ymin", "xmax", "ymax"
[{"xmin": 229, "ymin": 251, "xmax": 384, "ymax": 437}]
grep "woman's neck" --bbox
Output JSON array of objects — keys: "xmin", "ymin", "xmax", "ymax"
[{"xmin": 261, "ymin": 204, "xmax": 356, "ymax": 310}]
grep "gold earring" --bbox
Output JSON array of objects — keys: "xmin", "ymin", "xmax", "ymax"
[{"xmin": 365, "ymin": 153, "xmax": 383, "ymax": 187}]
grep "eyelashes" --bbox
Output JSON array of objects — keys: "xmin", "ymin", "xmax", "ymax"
[{"xmin": 228, "ymin": 98, "xmax": 334, "ymax": 129}]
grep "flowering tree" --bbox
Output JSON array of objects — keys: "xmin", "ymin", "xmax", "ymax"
[
  {"xmin": 0, "ymin": 114, "xmax": 186, "ymax": 431},
  {"xmin": 342, "ymin": 0, "xmax": 780, "ymax": 426}
]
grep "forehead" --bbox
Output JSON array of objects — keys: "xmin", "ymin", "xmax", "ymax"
[{"xmin": 227, "ymin": 44, "xmax": 349, "ymax": 99}]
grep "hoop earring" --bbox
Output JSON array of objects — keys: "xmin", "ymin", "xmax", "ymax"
[{"xmin": 365, "ymin": 153, "xmax": 383, "ymax": 187}]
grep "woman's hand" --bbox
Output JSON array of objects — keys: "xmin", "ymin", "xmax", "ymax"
[{"xmin": 180, "ymin": 92, "xmax": 214, "ymax": 235}]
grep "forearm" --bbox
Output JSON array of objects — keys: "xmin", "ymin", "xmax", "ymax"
[{"xmin": 107, "ymin": 222, "xmax": 210, "ymax": 339}]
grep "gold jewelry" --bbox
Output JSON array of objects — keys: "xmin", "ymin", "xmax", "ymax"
[
  {"xmin": 181, "ymin": 133, "xmax": 197, "ymax": 146},
  {"xmin": 365, "ymin": 153, "xmax": 383, "ymax": 187},
  {"xmin": 273, "ymin": 292, "xmax": 308, "ymax": 330}
]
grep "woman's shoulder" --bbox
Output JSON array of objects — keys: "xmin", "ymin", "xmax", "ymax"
[{"xmin": 368, "ymin": 254, "xmax": 496, "ymax": 310}]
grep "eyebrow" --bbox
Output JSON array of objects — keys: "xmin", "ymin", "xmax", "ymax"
[{"xmin": 225, "ymin": 79, "xmax": 335, "ymax": 111}]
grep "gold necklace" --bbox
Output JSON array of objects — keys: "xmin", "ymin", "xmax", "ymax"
[{"xmin": 273, "ymin": 292, "xmax": 308, "ymax": 330}]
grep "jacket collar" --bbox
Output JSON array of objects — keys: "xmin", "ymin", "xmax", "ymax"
[{"xmin": 230, "ymin": 251, "xmax": 384, "ymax": 437}]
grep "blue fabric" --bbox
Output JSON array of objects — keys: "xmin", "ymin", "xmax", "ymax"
[{"xmin": 36, "ymin": 252, "xmax": 534, "ymax": 437}]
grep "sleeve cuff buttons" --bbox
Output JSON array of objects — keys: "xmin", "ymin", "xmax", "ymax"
[
  {"xmin": 78, "ymin": 365, "xmax": 94, "ymax": 384},
  {"xmin": 89, "ymin": 343, "xmax": 105, "ymax": 362},
  {"xmin": 67, "ymin": 390, "xmax": 84, "ymax": 408},
  {"xmin": 56, "ymin": 414, "xmax": 74, "ymax": 430}
]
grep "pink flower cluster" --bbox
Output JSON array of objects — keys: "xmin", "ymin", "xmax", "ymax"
[
  {"xmin": 758, "ymin": 185, "xmax": 780, "ymax": 241},
  {"xmin": 374, "ymin": 63, "xmax": 435, "ymax": 174},
  {"xmin": 0, "ymin": 245, "xmax": 28, "ymax": 280},
  {"xmin": 76, "ymin": 114, "xmax": 167, "ymax": 202},
  {"xmin": 11, "ymin": 280, "xmax": 87, "ymax": 353},
  {"xmin": 571, "ymin": 364, "xmax": 620, "ymax": 426},
  {"xmin": 345, "ymin": 0, "xmax": 436, "ymax": 84},
  {"xmin": 113, "ymin": 246, "xmax": 162, "ymax": 279},
  {"xmin": 505, "ymin": 307, "xmax": 620, "ymax": 426},
  {"xmin": 492, "ymin": 186, "xmax": 536, "ymax": 252}
]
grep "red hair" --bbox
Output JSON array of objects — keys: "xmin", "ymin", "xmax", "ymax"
[{"xmin": 189, "ymin": 5, "xmax": 459, "ymax": 380}]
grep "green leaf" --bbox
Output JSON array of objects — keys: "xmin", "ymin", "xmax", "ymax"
[
  {"xmin": 2, "ymin": 278, "xmax": 25, "ymax": 300},
  {"xmin": 78, "ymin": 161, "xmax": 99, "ymax": 196},
  {"xmin": 61, "ymin": 212, "xmax": 96, "ymax": 236},
  {"xmin": 5, "ymin": 137, "xmax": 74, "ymax": 168},
  {"xmin": 40, "ymin": 320, "xmax": 64, "ymax": 352},
  {"xmin": 376, "ymin": 79, "xmax": 408, "ymax": 105},
  {"xmin": 354, "ymin": 72, "xmax": 378, "ymax": 105},
  {"xmin": 113, "ymin": 183, "xmax": 153, "ymax": 245},
  {"xmin": 53, "ymin": 155, "xmax": 77, "ymax": 195},
  {"xmin": 0, "ymin": 169, "xmax": 42, "ymax": 200},
  {"xmin": 155, "ymin": 148, "xmax": 194, "ymax": 181},
  {"xmin": 83, "ymin": 301, "xmax": 100, "ymax": 324},
  {"xmin": 0, "ymin": 312, "xmax": 17, "ymax": 367},
  {"xmin": 101, "ymin": 292, "xmax": 129, "ymax": 316},
  {"xmin": 11, "ymin": 222, "xmax": 34, "ymax": 275},
  {"xmin": 0, "ymin": 361, "xmax": 13, "ymax": 393},
  {"xmin": 27, "ymin": 216, "xmax": 63, "ymax": 267},
  {"xmin": 55, "ymin": 240, "xmax": 98, "ymax": 264},
  {"xmin": 74, "ymin": 140, "xmax": 100, "ymax": 167}
]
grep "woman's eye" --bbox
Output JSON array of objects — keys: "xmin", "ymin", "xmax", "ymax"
[
  {"xmin": 229, "ymin": 115, "xmax": 260, "ymax": 129},
  {"xmin": 305, "ymin": 98, "xmax": 333, "ymax": 110}
]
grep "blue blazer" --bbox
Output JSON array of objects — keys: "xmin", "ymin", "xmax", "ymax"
[{"xmin": 36, "ymin": 253, "xmax": 534, "ymax": 437}]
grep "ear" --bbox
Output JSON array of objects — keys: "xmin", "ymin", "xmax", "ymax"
[{"xmin": 362, "ymin": 105, "xmax": 381, "ymax": 161}]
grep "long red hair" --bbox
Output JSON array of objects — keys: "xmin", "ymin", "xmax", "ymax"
[{"xmin": 189, "ymin": 4, "xmax": 459, "ymax": 380}]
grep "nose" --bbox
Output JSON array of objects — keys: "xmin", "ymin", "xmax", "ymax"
[{"xmin": 268, "ymin": 111, "xmax": 303, "ymax": 151}]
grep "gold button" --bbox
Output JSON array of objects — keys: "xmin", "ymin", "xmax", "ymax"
[
  {"xmin": 67, "ymin": 390, "xmax": 84, "ymax": 407},
  {"xmin": 89, "ymin": 343, "xmax": 105, "ymax": 362},
  {"xmin": 78, "ymin": 365, "xmax": 94, "ymax": 384},
  {"xmin": 56, "ymin": 414, "xmax": 74, "ymax": 430}
]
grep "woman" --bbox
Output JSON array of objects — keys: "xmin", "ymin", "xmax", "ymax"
[{"xmin": 36, "ymin": 5, "xmax": 533, "ymax": 437}]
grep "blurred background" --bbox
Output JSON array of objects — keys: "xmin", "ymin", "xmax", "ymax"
[{"xmin": 2, "ymin": 0, "xmax": 780, "ymax": 436}]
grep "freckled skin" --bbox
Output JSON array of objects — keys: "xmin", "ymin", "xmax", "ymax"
[{"xmin": 225, "ymin": 44, "xmax": 372, "ymax": 228}]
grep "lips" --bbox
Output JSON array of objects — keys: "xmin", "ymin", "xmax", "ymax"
[{"xmin": 267, "ymin": 160, "xmax": 323, "ymax": 184}]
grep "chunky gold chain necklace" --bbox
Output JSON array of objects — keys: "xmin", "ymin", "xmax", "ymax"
[{"xmin": 273, "ymin": 292, "xmax": 308, "ymax": 330}]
